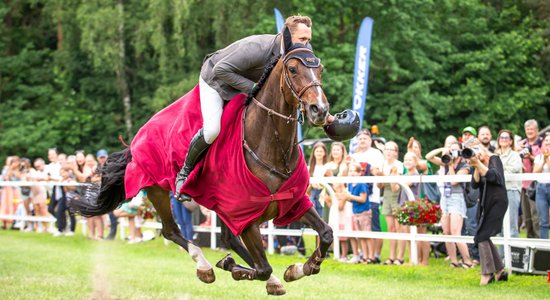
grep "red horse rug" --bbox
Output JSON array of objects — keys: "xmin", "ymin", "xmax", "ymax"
[{"xmin": 124, "ymin": 85, "xmax": 312, "ymax": 235}]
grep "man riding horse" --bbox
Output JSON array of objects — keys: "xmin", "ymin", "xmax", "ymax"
[{"xmin": 175, "ymin": 15, "xmax": 335, "ymax": 201}]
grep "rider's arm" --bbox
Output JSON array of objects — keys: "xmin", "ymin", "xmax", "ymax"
[{"xmin": 213, "ymin": 42, "xmax": 265, "ymax": 93}]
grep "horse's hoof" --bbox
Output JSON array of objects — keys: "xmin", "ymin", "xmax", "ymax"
[
  {"xmin": 215, "ymin": 253, "xmax": 235, "ymax": 271},
  {"xmin": 197, "ymin": 268, "xmax": 215, "ymax": 284},
  {"xmin": 283, "ymin": 263, "xmax": 305, "ymax": 282},
  {"xmin": 266, "ymin": 282, "xmax": 286, "ymax": 296}
]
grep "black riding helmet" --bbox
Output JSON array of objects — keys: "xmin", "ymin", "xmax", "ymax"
[{"xmin": 323, "ymin": 109, "xmax": 360, "ymax": 141}]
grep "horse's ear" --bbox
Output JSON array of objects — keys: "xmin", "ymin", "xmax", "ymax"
[{"xmin": 283, "ymin": 26, "xmax": 293, "ymax": 53}]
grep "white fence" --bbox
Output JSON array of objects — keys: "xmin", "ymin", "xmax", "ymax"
[{"xmin": 2, "ymin": 173, "xmax": 550, "ymax": 270}]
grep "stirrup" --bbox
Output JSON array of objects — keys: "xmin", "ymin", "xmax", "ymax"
[{"xmin": 176, "ymin": 192, "xmax": 192, "ymax": 202}]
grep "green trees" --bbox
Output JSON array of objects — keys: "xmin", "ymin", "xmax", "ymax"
[{"xmin": 1, "ymin": 0, "xmax": 548, "ymax": 162}]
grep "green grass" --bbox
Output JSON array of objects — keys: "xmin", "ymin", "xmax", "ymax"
[{"xmin": 0, "ymin": 230, "xmax": 547, "ymax": 300}]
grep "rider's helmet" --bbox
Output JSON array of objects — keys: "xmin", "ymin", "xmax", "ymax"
[{"xmin": 323, "ymin": 109, "xmax": 360, "ymax": 141}]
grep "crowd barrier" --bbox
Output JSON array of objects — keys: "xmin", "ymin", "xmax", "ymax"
[{"xmin": 1, "ymin": 173, "xmax": 550, "ymax": 270}]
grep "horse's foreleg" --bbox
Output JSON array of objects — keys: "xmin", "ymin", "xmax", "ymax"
[
  {"xmin": 284, "ymin": 207, "xmax": 333, "ymax": 282},
  {"xmin": 145, "ymin": 187, "xmax": 214, "ymax": 284},
  {"xmin": 228, "ymin": 224, "xmax": 272, "ymax": 281}
]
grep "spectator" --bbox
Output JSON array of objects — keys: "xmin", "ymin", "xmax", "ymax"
[
  {"xmin": 518, "ymin": 119, "xmax": 543, "ymax": 238},
  {"xmin": 114, "ymin": 190, "xmax": 145, "ymax": 243},
  {"xmin": 426, "ymin": 141, "xmax": 474, "ymax": 268},
  {"xmin": 324, "ymin": 141, "xmax": 349, "ymax": 221},
  {"xmin": 170, "ymin": 191, "xmax": 194, "ymax": 241},
  {"xmin": 379, "ymin": 141, "xmax": 405, "ymax": 265},
  {"xmin": 461, "ymin": 126, "xmax": 477, "ymax": 144},
  {"xmin": 17, "ymin": 158, "xmax": 32, "ymax": 230},
  {"xmin": 495, "ymin": 129, "xmax": 522, "ymax": 238},
  {"xmin": 478, "ymin": 126, "xmax": 496, "ymax": 153},
  {"xmin": 51, "ymin": 167, "xmax": 77, "ymax": 237},
  {"xmin": 533, "ymin": 133, "xmax": 550, "ymax": 239},
  {"xmin": 29, "ymin": 158, "xmax": 50, "ymax": 233},
  {"xmin": 407, "ymin": 137, "xmax": 432, "ymax": 175},
  {"xmin": 337, "ymin": 162, "xmax": 373, "ymax": 264},
  {"xmin": 1, "ymin": 156, "xmax": 21, "ymax": 230},
  {"xmin": 469, "ymin": 141, "xmax": 508, "ymax": 285},
  {"xmin": 351, "ymin": 129, "xmax": 383, "ymax": 263},
  {"xmin": 307, "ymin": 142, "xmax": 331, "ymax": 218},
  {"xmin": 96, "ymin": 149, "xmax": 118, "ymax": 240}
]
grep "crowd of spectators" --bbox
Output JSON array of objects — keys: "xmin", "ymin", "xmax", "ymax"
[
  {"xmin": 308, "ymin": 118, "xmax": 550, "ymax": 267},
  {"xmin": 1, "ymin": 118, "xmax": 549, "ymax": 267},
  {"xmin": 0, "ymin": 148, "xmax": 168, "ymax": 243}
]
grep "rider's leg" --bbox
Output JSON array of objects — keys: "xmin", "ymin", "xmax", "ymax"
[{"xmin": 175, "ymin": 77, "xmax": 223, "ymax": 201}]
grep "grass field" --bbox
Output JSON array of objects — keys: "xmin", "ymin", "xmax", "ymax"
[{"xmin": 0, "ymin": 230, "xmax": 547, "ymax": 300}]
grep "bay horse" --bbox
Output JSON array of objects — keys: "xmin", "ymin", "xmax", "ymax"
[{"xmin": 72, "ymin": 43, "xmax": 333, "ymax": 296}]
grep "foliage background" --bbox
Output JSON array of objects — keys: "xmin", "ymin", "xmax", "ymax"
[{"xmin": 1, "ymin": 0, "xmax": 549, "ymax": 162}]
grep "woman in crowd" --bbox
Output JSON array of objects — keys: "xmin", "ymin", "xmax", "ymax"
[
  {"xmin": 1, "ymin": 156, "xmax": 21, "ymax": 230},
  {"xmin": 379, "ymin": 141, "xmax": 405, "ymax": 265},
  {"xmin": 324, "ymin": 142, "xmax": 349, "ymax": 221},
  {"xmin": 307, "ymin": 142, "xmax": 331, "ymax": 218},
  {"xmin": 426, "ymin": 141, "xmax": 474, "ymax": 268},
  {"xmin": 469, "ymin": 140, "xmax": 508, "ymax": 285},
  {"xmin": 495, "ymin": 129, "xmax": 522, "ymax": 238},
  {"xmin": 533, "ymin": 133, "xmax": 550, "ymax": 239},
  {"xmin": 325, "ymin": 142, "xmax": 353, "ymax": 262},
  {"xmin": 407, "ymin": 137, "xmax": 432, "ymax": 175}
]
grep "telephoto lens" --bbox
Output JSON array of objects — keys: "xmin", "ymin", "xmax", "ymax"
[
  {"xmin": 441, "ymin": 154, "xmax": 451, "ymax": 164},
  {"xmin": 461, "ymin": 148, "xmax": 475, "ymax": 159}
]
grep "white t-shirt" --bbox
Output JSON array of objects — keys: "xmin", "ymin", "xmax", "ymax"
[
  {"xmin": 351, "ymin": 148, "xmax": 384, "ymax": 203},
  {"xmin": 534, "ymin": 155, "xmax": 549, "ymax": 184}
]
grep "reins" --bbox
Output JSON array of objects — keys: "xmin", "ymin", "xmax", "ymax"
[{"xmin": 242, "ymin": 48, "xmax": 320, "ymax": 179}]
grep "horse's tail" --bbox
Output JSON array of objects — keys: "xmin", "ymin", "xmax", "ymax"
[{"xmin": 70, "ymin": 149, "xmax": 131, "ymax": 217}]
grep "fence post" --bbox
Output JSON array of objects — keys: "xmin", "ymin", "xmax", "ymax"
[
  {"xmin": 210, "ymin": 211, "xmax": 217, "ymax": 250},
  {"xmin": 268, "ymin": 220, "xmax": 275, "ymax": 255}
]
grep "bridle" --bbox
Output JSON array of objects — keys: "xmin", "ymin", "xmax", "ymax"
[{"xmin": 243, "ymin": 48, "xmax": 322, "ymax": 179}]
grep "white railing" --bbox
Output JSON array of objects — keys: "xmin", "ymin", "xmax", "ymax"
[{"xmin": 2, "ymin": 173, "xmax": 550, "ymax": 270}]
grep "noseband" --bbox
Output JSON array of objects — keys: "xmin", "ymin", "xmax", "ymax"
[{"xmin": 244, "ymin": 48, "xmax": 323, "ymax": 179}]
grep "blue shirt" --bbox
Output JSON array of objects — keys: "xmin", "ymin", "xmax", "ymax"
[{"xmin": 348, "ymin": 183, "xmax": 370, "ymax": 214}]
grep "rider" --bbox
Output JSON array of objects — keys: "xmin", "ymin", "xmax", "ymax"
[{"xmin": 175, "ymin": 16, "xmax": 314, "ymax": 201}]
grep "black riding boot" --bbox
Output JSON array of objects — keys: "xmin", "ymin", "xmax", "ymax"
[{"xmin": 175, "ymin": 128, "xmax": 210, "ymax": 202}]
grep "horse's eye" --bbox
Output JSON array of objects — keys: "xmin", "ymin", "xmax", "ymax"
[{"xmin": 289, "ymin": 67, "xmax": 297, "ymax": 74}]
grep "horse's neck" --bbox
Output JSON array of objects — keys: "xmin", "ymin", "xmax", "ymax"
[{"xmin": 244, "ymin": 66, "xmax": 299, "ymax": 192}]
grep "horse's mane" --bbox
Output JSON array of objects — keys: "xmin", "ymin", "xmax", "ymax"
[{"xmin": 245, "ymin": 54, "xmax": 282, "ymax": 106}]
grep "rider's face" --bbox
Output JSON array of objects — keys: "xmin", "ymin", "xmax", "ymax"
[{"xmin": 291, "ymin": 23, "xmax": 311, "ymax": 45}]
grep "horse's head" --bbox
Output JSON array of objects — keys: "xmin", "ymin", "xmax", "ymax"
[{"xmin": 281, "ymin": 48, "xmax": 329, "ymax": 127}]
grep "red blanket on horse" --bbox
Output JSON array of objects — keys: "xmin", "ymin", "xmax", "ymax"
[{"xmin": 124, "ymin": 85, "xmax": 312, "ymax": 235}]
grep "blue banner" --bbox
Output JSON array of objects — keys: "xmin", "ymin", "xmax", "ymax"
[
  {"xmin": 274, "ymin": 8, "xmax": 304, "ymax": 150},
  {"xmin": 274, "ymin": 8, "xmax": 284, "ymax": 32},
  {"xmin": 349, "ymin": 17, "xmax": 374, "ymax": 154}
]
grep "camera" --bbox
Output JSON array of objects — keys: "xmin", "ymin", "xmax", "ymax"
[
  {"xmin": 519, "ymin": 144, "xmax": 532, "ymax": 159},
  {"xmin": 442, "ymin": 147, "xmax": 477, "ymax": 164}
]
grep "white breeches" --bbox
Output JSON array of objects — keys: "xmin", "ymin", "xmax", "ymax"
[{"xmin": 199, "ymin": 76, "xmax": 224, "ymax": 144}]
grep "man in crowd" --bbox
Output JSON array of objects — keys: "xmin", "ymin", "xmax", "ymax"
[
  {"xmin": 351, "ymin": 129, "xmax": 384, "ymax": 263},
  {"xmin": 518, "ymin": 119, "xmax": 543, "ymax": 238},
  {"xmin": 478, "ymin": 126, "xmax": 495, "ymax": 153}
]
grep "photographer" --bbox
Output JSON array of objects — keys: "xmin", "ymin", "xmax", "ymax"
[
  {"xmin": 426, "ymin": 140, "xmax": 473, "ymax": 268},
  {"xmin": 533, "ymin": 133, "xmax": 550, "ymax": 239},
  {"xmin": 468, "ymin": 140, "xmax": 508, "ymax": 285},
  {"xmin": 518, "ymin": 119, "xmax": 543, "ymax": 238}
]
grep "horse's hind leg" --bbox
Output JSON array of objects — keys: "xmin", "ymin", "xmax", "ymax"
[
  {"xmin": 217, "ymin": 223, "xmax": 285, "ymax": 295},
  {"xmin": 145, "ymin": 186, "xmax": 214, "ymax": 283},
  {"xmin": 284, "ymin": 207, "xmax": 333, "ymax": 282}
]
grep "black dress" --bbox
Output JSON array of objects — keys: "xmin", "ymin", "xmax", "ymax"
[{"xmin": 472, "ymin": 155, "xmax": 508, "ymax": 245}]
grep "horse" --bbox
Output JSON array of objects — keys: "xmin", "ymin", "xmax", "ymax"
[{"xmin": 71, "ymin": 41, "xmax": 333, "ymax": 296}]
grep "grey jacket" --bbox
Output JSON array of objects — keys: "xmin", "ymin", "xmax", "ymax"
[{"xmin": 200, "ymin": 34, "xmax": 282, "ymax": 101}]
